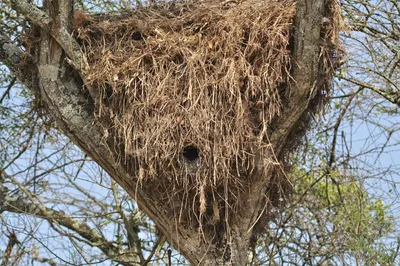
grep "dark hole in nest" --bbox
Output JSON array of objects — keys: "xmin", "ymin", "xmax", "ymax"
[
  {"xmin": 183, "ymin": 145, "xmax": 200, "ymax": 162},
  {"xmin": 171, "ymin": 53, "xmax": 184, "ymax": 65},
  {"xmin": 103, "ymin": 83, "xmax": 113, "ymax": 106},
  {"xmin": 132, "ymin": 31, "xmax": 143, "ymax": 40}
]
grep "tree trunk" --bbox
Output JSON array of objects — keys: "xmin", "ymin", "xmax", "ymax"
[{"xmin": 0, "ymin": 0, "xmax": 327, "ymax": 264}]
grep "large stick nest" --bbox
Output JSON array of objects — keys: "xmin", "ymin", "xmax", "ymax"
[{"xmin": 72, "ymin": 0, "xmax": 342, "ymax": 237}]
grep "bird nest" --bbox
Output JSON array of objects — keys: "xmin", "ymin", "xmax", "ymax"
[{"xmin": 72, "ymin": 0, "xmax": 342, "ymax": 236}]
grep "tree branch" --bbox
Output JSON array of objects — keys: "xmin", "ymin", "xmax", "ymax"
[
  {"xmin": 0, "ymin": 173, "xmax": 141, "ymax": 265},
  {"xmin": 0, "ymin": 29, "xmax": 35, "ymax": 89},
  {"xmin": 271, "ymin": 0, "xmax": 326, "ymax": 149},
  {"xmin": 142, "ymin": 235, "xmax": 166, "ymax": 266},
  {"xmin": 4, "ymin": 0, "xmax": 51, "ymax": 28},
  {"xmin": 111, "ymin": 180, "xmax": 144, "ymax": 264},
  {"xmin": 341, "ymin": 76, "xmax": 400, "ymax": 107},
  {"xmin": 0, "ymin": 232, "xmax": 18, "ymax": 266},
  {"xmin": 4, "ymin": 0, "xmax": 86, "ymax": 71}
]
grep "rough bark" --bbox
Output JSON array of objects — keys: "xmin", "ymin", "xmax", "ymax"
[{"xmin": 0, "ymin": 0, "xmax": 326, "ymax": 264}]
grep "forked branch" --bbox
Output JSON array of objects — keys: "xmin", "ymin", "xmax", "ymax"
[{"xmin": 4, "ymin": 0, "xmax": 86, "ymax": 71}]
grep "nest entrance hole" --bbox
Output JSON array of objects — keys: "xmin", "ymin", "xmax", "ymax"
[{"xmin": 183, "ymin": 145, "xmax": 200, "ymax": 162}]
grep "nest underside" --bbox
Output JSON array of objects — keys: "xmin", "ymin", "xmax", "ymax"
[{"xmin": 71, "ymin": 0, "xmax": 342, "ymax": 241}]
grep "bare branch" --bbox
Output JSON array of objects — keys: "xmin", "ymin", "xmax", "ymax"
[
  {"xmin": 31, "ymin": 255, "xmax": 57, "ymax": 266},
  {"xmin": 142, "ymin": 235, "xmax": 166, "ymax": 266},
  {"xmin": 0, "ymin": 29, "xmax": 36, "ymax": 89},
  {"xmin": 341, "ymin": 76, "xmax": 400, "ymax": 107},
  {"xmin": 111, "ymin": 180, "xmax": 144, "ymax": 264},
  {"xmin": 4, "ymin": 0, "xmax": 86, "ymax": 71},
  {"xmin": 0, "ymin": 232, "xmax": 19, "ymax": 266},
  {"xmin": 4, "ymin": 0, "xmax": 51, "ymax": 29},
  {"xmin": 0, "ymin": 173, "xmax": 141, "ymax": 266}
]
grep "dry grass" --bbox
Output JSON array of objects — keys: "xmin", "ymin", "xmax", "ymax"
[{"xmin": 72, "ymin": 0, "xmax": 343, "ymax": 238}]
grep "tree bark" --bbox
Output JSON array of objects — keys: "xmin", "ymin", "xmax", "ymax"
[{"xmin": 0, "ymin": 0, "xmax": 327, "ymax": 264}]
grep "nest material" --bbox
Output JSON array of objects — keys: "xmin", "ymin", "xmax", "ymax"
[{"xmin": 73, "ymin": 0, "xmax": 342, "ymax": 234}]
